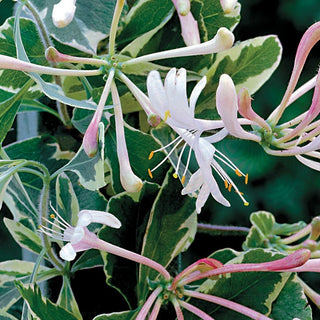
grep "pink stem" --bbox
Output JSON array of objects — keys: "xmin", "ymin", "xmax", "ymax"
[
  {"xmin": 91, "ymin": 237, "xmax": 171, "ymax": 279},
  {"xmin": 179, "ymin": 249, "xmax": 310, "ymax": 286},
  {"xmin": 178, "ymin": 299, "xmax": 215, "ymax": 319},
  {"xmin": 184, "ymin": 290, "xmax": 272, "ymax": 320},
  {"xmin": 268, "ymin": 21, "xmax": 320, "ymax": 126},
  {"xmin": 136, "ymin": 287, "xmax": 163, "ymax": 320}
]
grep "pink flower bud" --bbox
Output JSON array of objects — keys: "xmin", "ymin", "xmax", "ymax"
[{"xmin": 83, "ymin": 113, "xmax": 100, "ymax": 157}]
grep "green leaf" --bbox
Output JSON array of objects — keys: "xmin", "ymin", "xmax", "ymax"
[
  {"xmin": 198, "ymin": 36, "xmax": 282, "ymax": 116},
  {"xmin": 0, "ymin": 310, "xmax": 19, "ymax": 320},
  {"xmin": 3, "ymin": 218, "xmax": 42, "ymax": 254},
  {"xmin": 13, "ymin": 8, "xmax": 100, "ymax": 110},
  {"xmin": 243, "ymin": 211, "xmax": 307, "ymax": 251},
  {"xmin": 191, "ymin": 249, "xmax": 291, "ymax": 319},
  {"xmin": 0, "ymin": 80, "xmax": 34, "ymax": 144},
  {"xmin": 0, "ymin": 17, "xmax": 45, "ymax": 95},
  {"xmin": 139, "ymin": 170, "xmax": 197, "ymax": 300},
  {"xmin": 105, "ymin": 118, "xmax": 168, "ymax": 193},
  {"xmin": 116, "ymin": 0, "xmax": 174, "ymax": 47},
  {"xmin": 99, "ymin": 182, "xmax": 160, "ymax": 308},
  {"xmin": 19, "ymin": 99, "xmax": 60, "ymax": 119},
  {"xmin": 0, "ymin": 260, "xmax": 57, "ymax": 311},
  {"xmin": 55, "ymin": 172, "xmax": 80, "ymax": 226},
  {"xmin": 29, "ymin": 0, "xmax": 117, "ymax": 54},
  {"xmin": 71, "ymin": 249, "xmax": 104, "ymax": 273},
  {"xmin": 269, "ymin": 274, "xmax": 312, "ymax": 320},
  {"xmin": 93, "ymin": 310, "xmax": 138, "ymax": 320},
  {"xmin": 15, "ymin": 282, "xmax": 79, "ymax": 320},
  {"xmin": 59, "ymin": 122, "xmax": 106, "ymax": 190},
  {"xmin": 57, "ymin": 277, "xmax": 82, "ymax": 320},
  {"xmin": 3, "ymin": 135, "xmax": 73, "ymax": 224},
  {"xmin": 195, "ymin": 0, "xmax": 241, "ymax": 41}
]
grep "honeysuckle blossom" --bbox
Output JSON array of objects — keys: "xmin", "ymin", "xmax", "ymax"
[
  {"xmin": 136, "ymin": 249, "xmax": 310, "ymax": 320},
  {"xmin": 215, "ymin": 21, "xmax": 320, "ymax": 172},
  {"xmin": 171, "ymin": 0, "xmax": 200, "ymax": 46},
  {"xmin": 40, "ymin": 208, "xmax": 121, "ymax": 261},
  {"xmin": 40, "ymin": 207, "xmax": 171, "ymax": 279},
  {"xmin": 146, "ymin": 68, "xmax": 250, "ymax": 212},
  {"xmin": 52, "ymin": 0, "xmax": 77, "ymax": 28}
]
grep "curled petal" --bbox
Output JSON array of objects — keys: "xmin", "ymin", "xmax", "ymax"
[
  {"xmin": 238, "ymin": 87, "xmax": 271, "ymax": 132},
  {"xmin": 60, "ymin": 243, "xmax": 77, "ymax": 261},
  {"xmin": 77, "ymin": 210, "xmax": 121, "ymax": 228},
  {"xmin": 190, "ymin": 76, "xmax": 207, "ymax": 115},
  {"xmin": 216, "ymin": 74, "xmax": 260, "ymax": 142}
]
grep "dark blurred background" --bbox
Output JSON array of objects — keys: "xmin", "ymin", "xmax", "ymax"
[{"xmin": 1, "ymin": 0, "xmax": 320, "ymax": 318}]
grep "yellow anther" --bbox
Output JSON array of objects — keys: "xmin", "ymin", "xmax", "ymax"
[
  {"xmin": 173, "ymin": 173, "xmax": 178, "ymax": 179},
  {"xmin": 50, "ymin": 214, "xmax": 55, "ymax": 219},
  {"xmin": 148, "ymin": 168, "xmax": 153, "ymax": 179},
  {"xmin": 148, "ymin": 151, "xmax": 154, "ymax": 160},
  {"xmin": 164, "ymin": 110, "xmax": 171, "ymax": 121},
  {"xmin": 38, "ymin": 225, "xmax": 42, "ymax": 229},
  {"xmin": 228, "ymin": 184, "xmax": 232, "ymax": 192},
  {"xmin": 235, "ymin": 169, "xmax": 242, "ymax": 177},
  {"xmin": 245, "ymin": 173, "xmax": 249, "ymax": 185},
  {"xmin": 224, "ymin": 180, "xmax": 228, "ymax": 189},
  {"xmin": 181, "ymin": 175, "xmax": 186, "ymax": 184},
  {"xmin": 244, "ymin": 202, "xmax": 249, "ymax": 206}
]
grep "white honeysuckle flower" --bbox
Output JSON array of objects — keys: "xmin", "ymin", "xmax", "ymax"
[
  {"xmin": 147, "ymin": 69, "xmax": 249, "ymax": 212},
  {"xmin": 52, "ymin": 0, "xmax": 77, "ymax": 28},
  {"xmin": 40, "ymin": 208, "xmax": 121, "ymax": 261}
]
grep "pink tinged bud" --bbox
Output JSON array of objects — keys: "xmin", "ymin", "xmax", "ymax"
[
  {"xmin": 83, "ymin": 112, "xmax": 101, "ymax": 157},
  {"xmin": 237, "ymin": 87, "xmax": 271, "ymax": 132},
  {"xmin": 281, "ymin": 69, "xmax": 320, "ymax": 142},
  {"xmin": 216, "ymin": 74, "xmax": 260, "ymax": 142},
  {"xmin": 52, "ymin": 0, "xmax": 76, "ymax": 28},
  {"xmin": 269, "ymin": 21, "xmax": 320, "ymax": 125},
  {"xmin": 111, "ymin": 83, "xmax": 143, "ymax": 193},
  {"xmin": 219, "ymin": 0, "xmax": 238, "ymax": 14}
]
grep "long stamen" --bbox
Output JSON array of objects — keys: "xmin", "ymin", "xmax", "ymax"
[
  {"xmin": 148, "ymin": 137, "xmax": 184, "ymax": 177},
  {"xmin": 181, "ymin": 147, "xmax": 193, "ymax": 184},
  {"xmin": 173, "ymin": 142, "xmax": 188, "ymax": 179}
]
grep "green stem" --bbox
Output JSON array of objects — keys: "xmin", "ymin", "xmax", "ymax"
[
  {"xmin": 25, "ymin": 1, "xmax": 72, "ymax": 128},
  {"xmin": 108, "ymin": 0, "xmax": 125, "ymax": 55},
  {"xmin": 38, "ymin": 173, "xmax": 64, "ymax": 270},
  {"xmin": 197, "ymin": 223, "xmax": 250, "ymax": 236}
]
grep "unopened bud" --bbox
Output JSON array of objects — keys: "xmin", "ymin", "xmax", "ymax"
[
  {"xmin": 147, "ymin": 113, "xmax": 161, "ymax": 128},
  {"xmin": 177, "ymin": 0, "xmax": 190, "ymax": 16},
  {"xmin": 310, "ymin": 216, "xmax": 320, "ymax": 240},
  {"xmin": 83, "ymin": 116, "xmax": 100, "ymax": 157},
  {"xmin": 52, "ymin": 0, "xmax": 76, "ymax": 28},
  {"xmin": 219, "ymin": 0, "xmax": 238, "ymax": 14}
]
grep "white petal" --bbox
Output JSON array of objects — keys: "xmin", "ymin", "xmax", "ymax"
[
  {"xmin": 77, "ymin": 210, "xmax": 122, "ymax": 229},
  {"xmin": 147, "ymin": 70, "xmax": 168, "ymax": 118},
  {"xmin": 59, "ymin": 243, "xmax": 76, "ymax": 261},
  {"xmin": 216, "ymin": 74, "xmax": 260, "ymax": 142},
  {"xmin": 181, "ymin": 169, "xmax": 203, "ymax": 195},
  {"xmin": 196, "ymin": 183, "xmax": 211, "ymax": 213},
  {"xmin": 296, "ymin": 154, "xmax": 320, "ymax": 171},
  {"xmin": 189, "ymin": 76, "xmax": 206, "ymax": 115},
  {"xmin": 70, "ymin": 226, "xmax": 85, "ymax": 244}
]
